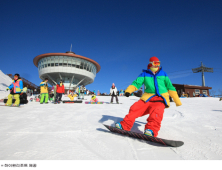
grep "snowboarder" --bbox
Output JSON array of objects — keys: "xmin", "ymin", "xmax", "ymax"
[
  {"xmin": 110, "ymin": 83, "xmax": 119, "ymax": 104},
  {"xmin": 119, "ymin": 89, "xmax": 124, "ymax": 96},
  {"xmin": 5, "ymin": 73, "xmax": 23, "ymax": 106},
  {"xmin": 90, "ymin": 94, "xmax": 98, "ymax": 102},
  {"xmin": 79, "ymin": 85, "xmax": 86, "ymax": 99},
  {"xmin": 115, "ymin": 56, "xmax": 182, "ymax": 137},
  {"xmin": 68, "ymin": 91, "xmax": 78, "ymax": 101},
  {"xmin": 55, "ymin": 80, "xmax": 65, "ymax": 104},
  {"xmin": 49, "ymin": 90, "xmax": 54, "ymax": 103},
  {"xmin": 40, "ymin": 78, "xmax": 49, "ymax": 104}
]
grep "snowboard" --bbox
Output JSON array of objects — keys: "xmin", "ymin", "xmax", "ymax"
[
  {"xmin": 106, "ymin": 102, "xmax": 122, "ymax": 104},
  {"xmin": 85, "ymin": 102, "xmax": 104, "ymax": 104},
  {"xmin": 103, "ymin": 124, "xmax": 184, "ymax": 147},
  {"xmin": 0, "ymin": 105, "xmax": 24, "ymax": 107},
  {"xmin": 63, "ymin": 100, "xmax": 83, "ymax": 103}
]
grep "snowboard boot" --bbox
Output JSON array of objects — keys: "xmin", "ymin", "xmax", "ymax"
[
  {"xmin": 115, "ymin": 122, "xmax": 123, "ymax": 130},
  {"xmin": 5, "ymin": 104, "xmax": 11, "ymax": 106},
  {"xmin": 144, "ymin": 129, "xmax": 154, "ymax": 137}
]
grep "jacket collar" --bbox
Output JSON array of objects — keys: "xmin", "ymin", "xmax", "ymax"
[{"xmin": 143, "ymin": 67, "xmax": 162, "ymax": 75}]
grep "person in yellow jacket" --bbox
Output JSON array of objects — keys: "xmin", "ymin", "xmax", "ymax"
[
  {"xmin": 40, "ymin": 78, "xmax": 49, "ymax": 104},
  {"xmin": 68, "ymin": 91, "xmax": 78, "ymax": 101},
  {"xmin": 5, "ymin": 73, "xmax": 23, "ymax": 106}
]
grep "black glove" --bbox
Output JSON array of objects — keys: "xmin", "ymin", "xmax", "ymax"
[{"xmin": 125, "ymin": 92, "xmax": 130, "ymax": 97}]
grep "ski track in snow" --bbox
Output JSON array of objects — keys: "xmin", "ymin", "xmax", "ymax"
[{"xmin": 1, "ymin": 74, "xmax": 222, "ymax": 160}]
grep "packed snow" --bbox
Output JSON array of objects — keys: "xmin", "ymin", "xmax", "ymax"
[{"xmin": 0, "ymin": 70, "xmax": 222, "ymax": 162}]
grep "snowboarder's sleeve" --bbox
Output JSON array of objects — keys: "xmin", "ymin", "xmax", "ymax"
[
  {"xmin": 125, "ymin": 73, "xmax": 144, "ymax": 94},
  {"xmin": 8, "ymin": 83, "xmax": 13, "ymax": 90},
  {"xmin": 19, "ymin": 80, "xmax": 23, "ymax": 91},
  {"xmin": 165, "ymin": 76, "xmax": 182, "ymax": 106}
]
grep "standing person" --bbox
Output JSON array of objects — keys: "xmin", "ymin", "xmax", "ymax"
[
  {"xmin": 5, "ymin": 73, "xmax": 23, "ymax": 106},
  {"xmin": 49, "ymin": 90, "xmax": 54, "ymax": 103},
  {"xmin": 119, "ymin": 89, "xmax": 124, "ymax": 96},
  {"xmin": 40, "ymin": 78, "xmax": 49, "ymax": 104},
  {"xmin": 79, "ymin": 85, "xmax": 86, "ymax": 99},
  {"xmin": 55, "ymin": 80, "xmax": 65, "ymax": 104},
  {"xmin": 110, "ymin": 83, "xmax": 119, "ymax": 104},
  {"xmin": 115, "ymin": 56, "xmax": 182, "ymax": 137}
]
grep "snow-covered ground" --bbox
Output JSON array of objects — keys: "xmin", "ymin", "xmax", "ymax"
[
  {"xmin": 0, "ymin": 95, "xmax": 222, "ymax": 160},
  {"xmin": 0, "ymin": 70, "xmax": 222, "ymax": 169}
]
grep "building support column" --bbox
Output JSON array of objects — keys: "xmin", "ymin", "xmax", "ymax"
[
  {"xmin": 69, "ymin": 75, "xmax": 75, "ymax": 90},
  {"xmin": 46, "ymin": 74, "xmax": 57, "ymax": 85},
  {"xmin": 59, "ymin": 73, "xmax": 62, "ymax": 80}
]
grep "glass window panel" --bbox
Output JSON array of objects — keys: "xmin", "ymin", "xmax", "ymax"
[
  {"xmin": 72, "ymin": 58, "xmax": 76, "ymax": 64},
  {"xmin": 55, "ymin": 63, "xmax": 59, "ymax": 66},
  {"xmin": 68, "ymin": 58, "xmax": 72, "ymax": 67},
  {"xmin": 51, "ymin": 56, "xmax": 54, "ymax": 62},
  {"xmin": 51, "ymin": 63, "xmax": 54, "ymax": 67},
  {"xmin": 48, "ymin": 63, "xmax": 50, "ymax": 67},
  {"xmin": 76, "ymin": 58, "xmax": 81, "ymax": 66},
  {"xmin": 55, "ymin": 56, "xmax": 59, "ymax": 62},
  {"xmin": 45, "ymin": 64, "xmax": 47, "ymax": 68},
  {"xmin": 59, "ymin": 56, "xmax": 63, "ymax": 64},
  {"xmin": 80, "ymin": 61, "xmax": 84, "ymax": 69}
]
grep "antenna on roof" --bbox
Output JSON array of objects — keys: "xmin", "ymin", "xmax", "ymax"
[{"xmin": 70, "ymin": 44, "xmax": 72, "ymax": 52}]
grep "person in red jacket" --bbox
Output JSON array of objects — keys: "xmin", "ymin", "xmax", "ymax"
[{"xmin": 55, "ymin": 80, "xmax": 65, "ymax": 104}]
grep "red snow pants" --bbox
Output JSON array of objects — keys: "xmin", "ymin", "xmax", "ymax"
[{"xmin": 120, "ymin": 96, "xmax": 165, "ymax": 137}]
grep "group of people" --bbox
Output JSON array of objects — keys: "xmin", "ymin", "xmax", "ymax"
[
  {"xmin": 5, "ymin": 56, "xmax": 183, "ymax": 138},
  {"xmin": 39, "ymin": 78, "xmax": 65, "ymax": 104}
]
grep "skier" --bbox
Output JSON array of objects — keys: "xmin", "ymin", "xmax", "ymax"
[
  {"xmin": 5, "ymin": 73, "xmax": 23, "ymax": 106},
  {"xmin": 115, "ymin": 56, "xmax": 182, "ymax": 137},
  {"xmin": 39, "ymin": 78, "xmax": 49, "ymax": 104},
  {"xmin": 68, "ymin": 91, "xmax": 78, "ymax": 101},
  {"xmin": 55, "ymin": 80, "xmax": 65, "ymax": 104},
  {"xmin": 110, "ymin": 83, "xmax": 119, "ymax": 104},
  {"xmin": 119, "ymin": 89, "xmax": 124, "ymax": 96},
  {"xmin": 49, "ymin": 90, "xmax": 54, "ymax": 103},
  {"xmin": 79, "ymin": 85, "xmax": 86, "ymax": 99},
  {"xmin": 90, "ymin": 94, "xmax": 98, "ymax": 102}
]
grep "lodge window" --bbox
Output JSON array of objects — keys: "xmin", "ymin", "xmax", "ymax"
[
  {"xmin": 195, "ymin": 89, "xmax": 200, "ymax": 95},
  {"xmin": 202, "ymin": 90, "xmax": 207, "ymax": 95}
]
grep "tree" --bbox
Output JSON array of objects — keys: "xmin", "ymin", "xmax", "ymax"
[{"xmin": 209, "ymin": 90, "xmax": 216, "ymax": 97}]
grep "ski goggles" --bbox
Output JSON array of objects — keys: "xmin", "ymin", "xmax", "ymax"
[
  {"xmin": 14, "ymin": 75, "xmax": 18, "ymax": 79},
  {"xmin": 149, "ymin": 61, "xmax": 160, "ymax": 66}
]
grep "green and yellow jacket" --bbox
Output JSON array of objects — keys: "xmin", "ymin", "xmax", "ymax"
[
  {"xmin": 125, "ymin": 68, "xmax": 182, "ymax": 108},
  {"xmin": 40, "ymin": 81, "xmax": 48, "ymax": 94}
]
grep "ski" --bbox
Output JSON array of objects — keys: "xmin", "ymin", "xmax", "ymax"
[
  {"xmin": 85, "ymin": 101, "xmax": 104, "ymax": 104},
  {"xmin": 103, "ymin": 124, "xmax": 184, "ymax": 147}
]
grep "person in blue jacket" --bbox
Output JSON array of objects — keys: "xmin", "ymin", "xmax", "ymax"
[{"xmin": 5, "ymin": 73, "xmax": 23, "ymax": 106}]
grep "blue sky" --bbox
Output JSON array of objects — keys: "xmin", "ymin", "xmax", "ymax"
[{"xmin": 0, "ymin": 0, "xmax": 222, "ymax": 95}]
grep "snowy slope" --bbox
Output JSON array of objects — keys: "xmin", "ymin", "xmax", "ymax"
[
  {"xmin": 0, "ymin": 95, "xmax": 222, "ymax": 160},
  {"xmin": 0, "ymin": 70, "xmax": 12, "ymax": 99}
]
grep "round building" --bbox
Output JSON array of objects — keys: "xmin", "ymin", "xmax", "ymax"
[{"xmin": 33, "ymin": 51, "xmax": 100, "ymax": 91}]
